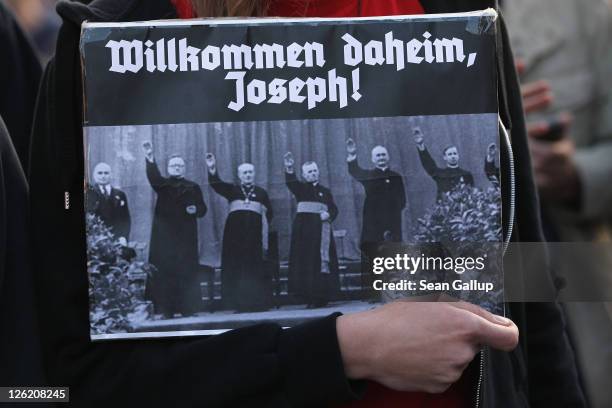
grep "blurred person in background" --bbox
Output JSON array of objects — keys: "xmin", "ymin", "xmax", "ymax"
[
  {"xmin": 0, "ymin": 1, "xmax": 42, "ymax": 173},
  {"xmin": 504, "ymin": 0, "xmax": 612, "ymax": 407},
  {"xmin": 3, "ymin": 0, "xmax": 60, "ymax": 63},
  {"xmin": 0, "ymin": 0, "xmax": 46, "ymax": 392}
]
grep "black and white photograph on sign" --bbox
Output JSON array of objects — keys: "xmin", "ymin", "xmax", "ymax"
[{"xmin": 85, "ymin": 113, "xmax": 502, "ymax": 339}]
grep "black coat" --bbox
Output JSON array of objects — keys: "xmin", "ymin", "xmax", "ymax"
[
  {"xmin": 26, "ymin": 0, "xmax": 585, "ymax": 407},
  {"xmin": 0, "ymin": 115, "xmax": 48, "ymax": 397},
  {"xmin": 0, "ymin": 3, "xmax": 42, "ymax": 173},
  {"xmin": 208, "ymin": 170, "xmax": 273, "ymax": 311},
  {"xmin": 348, "ymin": 159, "xmax": 406, "ymax": 244},
  {"xmin": 145, "ymin": 160, "xmax": 206, "ymax": 316},
  {"xmin": 285, "ymin": 171, "xmax": 340, "ymax": 303},
  {"xmin": 86, "ymin": 184, "xmax": 131, "ymax": 239},
  {"xmin": 417, "ymin": 148, "xmax": 474, "ymax": 198}
]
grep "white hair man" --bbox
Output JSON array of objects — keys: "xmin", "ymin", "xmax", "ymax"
[
  {"xmin": 346, "ymin": 139, "xmax": 406, "ymax": 245},
  {"xmin": 86, "ymin": 162, "xmax": 131, "ymax": 244}
]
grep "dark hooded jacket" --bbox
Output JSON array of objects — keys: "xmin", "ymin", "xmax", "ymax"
[{"xmin": 27, "ymin": 0, "xmax": 585, "ymax": 407}]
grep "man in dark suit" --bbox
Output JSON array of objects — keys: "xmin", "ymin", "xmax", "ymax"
[
  {"xmin": 284, "ymin": 152, "xmax": 339, "ymax": 308},
  {"xmin": 413, "ymin": 127, "xmax": 474, "ymax": 199},
  {"xmin": 86, "ymin": 162, "xmax": 131, "ymax": 242},
  {"xmin": 346, "ymin": 139, "xmax": 406, "ymax": 246}
]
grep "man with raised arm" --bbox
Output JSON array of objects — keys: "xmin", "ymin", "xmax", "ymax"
[
  {"xmin": 284, "ymin": 152, "xmax": 339, "ymax": 308},
  {"xmin": 346, "ymin": 138, "xmax": 406, "ymax": 245},
  {"xmin": 142, "ymin": 141, "xmax": 207, "ymax": 318},
  {"xmin": 206, "ymin": 153, "xmax": 273, "ymax": 312},
  {"xmin": 413, "ymin": 126, "xmax": 474, "ymax": 199}
]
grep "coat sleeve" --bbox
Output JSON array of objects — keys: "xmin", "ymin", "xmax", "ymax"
[
  {"xmin": 262, "ymin": 188, "xmax": 274, "ymax": 223},
  {"xmin": 208, "ymin": 170, "xmax": 234, "ymax": 200},
  {"xmin": 397, "ymin": 175, "xmax": 407, "ymax": 211},
  {"xmin": 327, "ymin": 189, "xmax": 339, "ymax": 222},
  {"xmin": 417, "ymin": 148, "xmax": 440, "ymax": 178},
  {"xmin": 193, "ymin": 184, "xmax": 207, "ymax": 218},
  {"xmin": 285, "ymin": 170, "xmax": 301, "ymax": 197},
  {"xmin": 347, "ymin": 158, "xmax": 369, "ymax": 184},
  {"xmin": 484, "ymin": 158, "xmax": 498, "ymax": 182},
  {"xmin": 145, "ymin": 159, "xmax": 166, "ymax": 193},
  {"xmin": 28, "ymin": 20, "xmax": 363, "ymax": 408}
]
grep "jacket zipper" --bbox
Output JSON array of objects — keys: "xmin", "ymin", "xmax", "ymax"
[
  {"xmin": 474, "ymin": 119, "xmax": 514, "ymax": 408},
  {"xmin": 475, "ymin": 348, "xmax": 485, "ymax": 408},
  {"xmin": 499, "ymin": 116, "xmax": 515, "ymax": 254}
]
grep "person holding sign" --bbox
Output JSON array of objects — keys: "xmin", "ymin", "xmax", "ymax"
[
  {"xmin": 142, "ymin": 141, "xmax": 207, "ymax": 318},
  {"xmin": 206, "ymin": 153, "xmax": 273, "ymax": 312},
  {"xmin": 284, "ymin": 152, "xmax": 339, "ymax": 308},
  {"xmin": 413, "ymin": 126, "xmax": 474, "ymax": 199}
]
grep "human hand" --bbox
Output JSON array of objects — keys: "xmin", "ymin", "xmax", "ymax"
[
  {"xmin": 487, "ymin": 143, "xmax": 497, "ymax": 162},
  {"xmin": 346, "ymin": 138, "xmax": 357, "ymax": 156},
  {"xmin": 205, "ymin": 153, "xmax": 216, "ymax": 171},
  {"xmin": 142, "ymin": 141, "xmax": 154, "ymax": 161},
  {"xmin": 413, "ymin": 127, "xmax": 425, "ymax": 151},
  {"xmin": 413, "ymin": 127, "xmax": 424, "ymax": 145},
  {"xmin": 186, "ymin": 205, "xmax": 197, "ymax": 215},
  {"xmin": 521, "ymin": 80, "xmax": 553, "ymax": 114},
  {"xmin": 527, "ymin": 114, "xmax": 580, "ymax": 203},
  {"xmin": 320, "ymin": 211, "xmax": 330, "ymax": 222},
  {"xmin": 284, "ymin": 152, "xmax": 294, "ymax": 169},
  {"xmin": 337, "ymin": 301, "xmax": 518, "ymax": 393}
]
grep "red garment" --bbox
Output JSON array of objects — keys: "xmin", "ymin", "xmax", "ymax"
[
  {"xmin": 172, "ymin": 0, "xmax": 195, "ymax": 18},
  {"xmin": 343, "ymin": 362, "xmax": 477, "ymax": 408},
  {"xmin": 173, "ymin": 0, "xmax": 474, "ymax": 406},
  {"xmin": 268, "ymin": 0, "xmax": 424, "ymax": 17}
]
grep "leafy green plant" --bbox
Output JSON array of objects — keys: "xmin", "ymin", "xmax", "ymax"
[
  {"xmin": 87, "ymin": 214, "xmax": 153, "ymax": 335},
  {"xmin": 415, "ymin": 183, "xmax": 502, "ymax": 243}
]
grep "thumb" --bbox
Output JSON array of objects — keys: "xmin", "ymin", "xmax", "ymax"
[{"xmin": 451, "ymin": 302, "xmax": 519, "ymax": 351}]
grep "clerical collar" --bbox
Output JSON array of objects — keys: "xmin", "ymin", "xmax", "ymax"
[{"xmin": 447, "ymin": 164, "xmax": 459, "ymax": 169}]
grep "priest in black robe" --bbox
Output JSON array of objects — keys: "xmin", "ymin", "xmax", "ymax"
[
  {"xmin": 143, "ymin": 142, "xmax": 207, "ymax": 318},
  {"xmin": 346, "ymin": 139, "xmax": 407, "ymax": 246},
  {"xmin": 284, "ymin": 153, "xmax": 339, "ymax": 308},
  {"xmin": 413, "ymin": 127, "xmax": 474, "ymax": 199},
  {"xmin": 206, "ymin": 153, "xmax": 273, "ymax": 312},
  {"xmin": 86, "ymin": 162, "xmax": 131, "ymax": 242}
]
